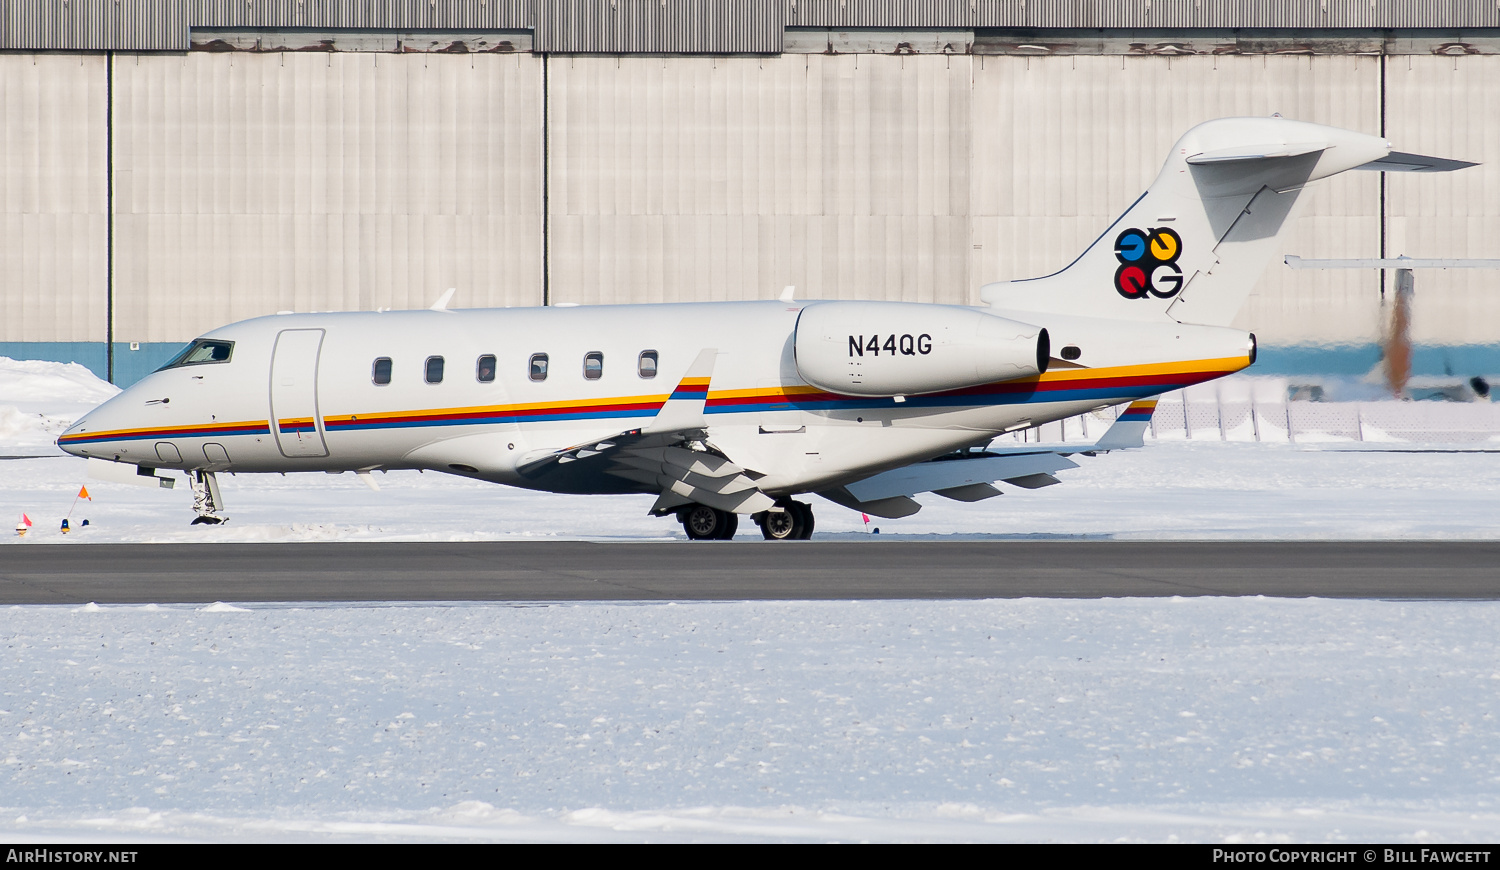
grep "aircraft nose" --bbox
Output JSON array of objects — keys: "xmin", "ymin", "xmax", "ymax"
[{"xmin": 57, "ymin": 413, "xmax": 93, "ymax": 457}]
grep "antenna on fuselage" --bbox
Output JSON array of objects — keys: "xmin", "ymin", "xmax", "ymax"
[{"xmin": 430, "ymin": 288, "xmax": 457, "ymax": 311}]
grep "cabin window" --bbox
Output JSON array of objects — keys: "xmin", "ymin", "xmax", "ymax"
[
  {"xmin": 584, "ymin": 351, "xmax": 604, "ymax": 381},
  {"xmin": 529, "ymin": 353, "xmax": 549, "ymax": 381},
  {"xmin": 638, "ymin": 350, "xmax": 658, "ymax": 379},
  {"xmin": 476, "ymin": 354, "xmax": 497, "ymax": 383},
  {"xmin": 157, "ymin": 339, "xmax": 234, "ymax": 371},
  {"xmin": 425, "ymin": 356, "xmax": 445, "ymax": 384},
  {"xmin": 372, "ymin": 357, "xmax": 392, "ymax": 385}
]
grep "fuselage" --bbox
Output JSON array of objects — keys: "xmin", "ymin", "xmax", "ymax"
[{"xmin": 57, "ymin": 300, "xmax": 1253, "ymax": 496}]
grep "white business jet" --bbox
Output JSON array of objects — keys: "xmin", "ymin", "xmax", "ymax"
[{"xmin": 58, "ymin": 117, "xmax": 1470, "ymax": 538}]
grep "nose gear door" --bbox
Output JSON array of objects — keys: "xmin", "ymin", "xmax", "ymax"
[{"xmin": 270, "ymin": 328, "xmax": 329, "ymax": 458}]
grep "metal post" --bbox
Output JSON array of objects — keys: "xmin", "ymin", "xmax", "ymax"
[{"xmin": 106, "ymin": 51, "xmax": 114, "ymax": 384}]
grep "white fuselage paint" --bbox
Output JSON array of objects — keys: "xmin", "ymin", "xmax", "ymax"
[{"xmin": 58, "ymin": 300, "xmax": 1253, "ymax": 498}]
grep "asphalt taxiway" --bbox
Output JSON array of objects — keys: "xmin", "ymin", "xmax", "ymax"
[{"xmin": 2, "ymin": 540, "xmax": 1497, "ymax": 604}]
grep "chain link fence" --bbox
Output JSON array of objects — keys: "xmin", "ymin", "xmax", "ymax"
[{"xmin": 1003, "ymin": 379, "xmax": 1500, "ymax": 445}]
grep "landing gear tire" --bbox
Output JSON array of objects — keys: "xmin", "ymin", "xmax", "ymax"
[
  {"xmin": 759, "ymin": 508, "xmax": 798, "ymax": 540},
  {"xmin": 758, "ymin": 500, "xmax": 814, "ymax": 541},
  {"xmin": 794, "ymin": 501, "xmax": 814, "ymax": 539},
  {"xmin": 681, "ymin": 504, "xmax": 736, "ymax": 541}
]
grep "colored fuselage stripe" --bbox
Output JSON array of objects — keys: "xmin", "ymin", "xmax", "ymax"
[
  {"xmin": 58, "ymin": 422, "xmax": 271, "ymax": 445},
  {"xmin": 60, "ymin": 357, "xmax": 1243, "ymax": 444},
  {"xmin": 669, "ymin": 379, "xmax": 711, "ymax": 400}
]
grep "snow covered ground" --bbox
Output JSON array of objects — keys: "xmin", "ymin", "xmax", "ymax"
[
  {"xmin": 3, "ymin": 358, "xmax": 1500, "ymax": 842},
  {"xmin": 2, "ymin": 598, "xmax": 1499, "ymax": 843}
]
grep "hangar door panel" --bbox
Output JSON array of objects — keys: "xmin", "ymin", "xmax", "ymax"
[{"xmin": 270, "ymin": 329, "xmax": 329, "ymax": 458}]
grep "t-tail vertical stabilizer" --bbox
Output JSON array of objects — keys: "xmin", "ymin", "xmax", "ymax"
[{"xmin": 981, "ymin": 118, "xmax": 1469, "ymax": 328}]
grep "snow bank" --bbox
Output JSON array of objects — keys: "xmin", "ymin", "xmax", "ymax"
[{"xmin": 0, "ymin": 357, "xmax": 118, "ymax": 456}]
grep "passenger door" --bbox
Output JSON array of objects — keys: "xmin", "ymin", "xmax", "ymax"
[{"xmin": 270, "ymin": 328, "xmax": 329, "ymax": 458}]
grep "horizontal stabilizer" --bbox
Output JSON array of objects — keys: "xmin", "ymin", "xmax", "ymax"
[
  {"xmin": 1354, "ymin": 151, "xmax": 1477, "ymax": 173},
  {"xmin": 845, "ymin": 451, "xmax": 1079, "ymax": 503}
]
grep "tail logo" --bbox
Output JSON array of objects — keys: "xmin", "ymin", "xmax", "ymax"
[{"xmin": 1113, "ymin": 227, "xmax": 1184, "ymax": 300}]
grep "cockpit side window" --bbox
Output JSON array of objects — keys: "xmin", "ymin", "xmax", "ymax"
[{"xmin": 156, "ymin": 339, "xmax": 234, "ymax": 371}]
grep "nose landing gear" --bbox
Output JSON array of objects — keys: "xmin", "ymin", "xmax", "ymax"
[{"xmin": 189, "ymin": 470, "xmax": 227, "ymax": 525}]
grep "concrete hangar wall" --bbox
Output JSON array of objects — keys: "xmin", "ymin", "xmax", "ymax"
[{"xmin": 1, "ymin": 1, "xmax": 1498, "ymax": 384}]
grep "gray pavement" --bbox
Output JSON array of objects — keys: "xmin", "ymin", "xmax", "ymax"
[{"xmin": 1, "ymin": 540, "xmax": 1497, "ymax": 604}]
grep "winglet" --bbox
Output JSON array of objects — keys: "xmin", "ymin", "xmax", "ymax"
[
  {"xmin": 429, "ymin": 288, "xmax": 457, "ymax": 311},
  {"xmin": 1092, "ymin": 400, "xmax": 1157, "ymax": 451},
  {"xmin": 643, "ymin": 349, "xmax": 717, "ymax": 435}
]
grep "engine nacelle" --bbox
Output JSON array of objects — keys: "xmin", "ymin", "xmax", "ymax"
[{"xmin": 794, "ymin": 301, "xmax": 1049, "ymax": 397}]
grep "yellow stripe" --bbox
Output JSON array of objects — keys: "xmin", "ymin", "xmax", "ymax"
[
  {"xmin": 710, "ymin": 384, "xmax": 823, "ymax": 401},
  {"xmin": 59, "ymin": 419, "xmax": 268, "ymax": 441},
  {"xmin": 1036, "ymin": 355, "xmax": 1249, "ymax": 383}
]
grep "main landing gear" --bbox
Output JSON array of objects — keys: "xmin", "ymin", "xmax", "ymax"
[
  {"xmin": 676, "ymin": 499, "xmax": 816, "ymax": 541},
  {"xmin": 678, "ymin": 504, "xmax": 738, "ymax": 540},
  {"xmin": 754, "ymin": 499, "xmax": 814, "ymax": 541},
  {"xmin": 189, "ymin": 470, "xmax": 227, "ymax": 525}
]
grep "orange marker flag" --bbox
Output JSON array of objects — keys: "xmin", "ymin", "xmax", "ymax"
[{"xmin": 78, "ymin": 485, "xmax": 91, "ymax": 501}]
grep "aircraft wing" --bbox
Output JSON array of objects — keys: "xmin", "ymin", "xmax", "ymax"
[
  {"xmin": 817, "ymin": 400, "xmax": 1158, "ymax": 518},
  {"xmin": 515, "ymin": 348, "xmax": 777, "ymax": 516},
  {"xmin": 515, "ymin": 347, "xmax": 719, "ymax": 471}
]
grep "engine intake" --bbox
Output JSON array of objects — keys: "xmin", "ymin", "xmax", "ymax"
[{"xmin": 794, "ymin": 301, "xmax": 1049, "ymax": 397}]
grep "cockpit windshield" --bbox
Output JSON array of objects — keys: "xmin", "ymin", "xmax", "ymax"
[{"xmin": 157, "ymin": 339, "xmax": 234, "ymax": 371}]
